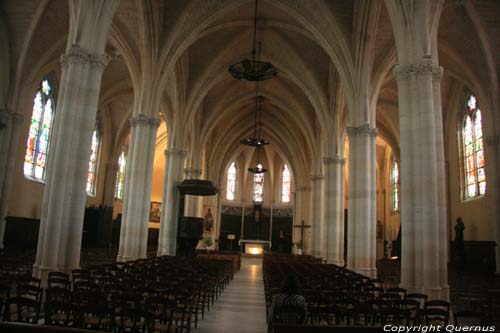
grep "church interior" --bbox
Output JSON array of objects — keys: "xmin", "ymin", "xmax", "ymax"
[{"xmin": 0, "ymin": 0, "xmax": 499, "ymax": 332}]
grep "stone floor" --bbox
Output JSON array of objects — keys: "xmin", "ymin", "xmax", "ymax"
[{"xmin": 194, "ymin": 256, "xmax": 268, "ymax": 333}]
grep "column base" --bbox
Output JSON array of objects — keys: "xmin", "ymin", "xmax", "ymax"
[
  {"xmin": 33, "ymin": 264, "xmax": 80, "ymax": 286},
  {"xmin": 157, "ymin": 247, "xmax": 176, "ymax": 257},
  {"xmin": 400, "ymin": 283, "xmax": 450, "ymax": 301},
  {"xmin": 328, "ymin": 258, "xmax": 345, "ymax": 267},
  {"xmin": 117, "ymin": 254, "xmax": 138, "ymax": 262},
  {"xmin": 348, "ymin": 266, "xmax": 377, "ymax": 278}
]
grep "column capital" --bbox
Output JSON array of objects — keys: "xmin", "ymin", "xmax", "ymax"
[
  {"xmin": 323, "ymin": 156, "xmax": 346, "ymax": 165},
  {"xmin": 394, "ymin": 60, "xmax": 443, "ymax": 82},
  {"xmin": 106, "ymin": 162, "xmax": 119, "ymax": 172},
  {"xmin": 486, "ymin": 134, "xmax": 499, "ymax": 147},
  {"xmin": 346, "ymin": 124, "xmax": 377, "ymax": 137},
  {"xmin": 61, "ymin": 45, "xmax": 111, "ymax": 72},
  {"xmin": 0, "ymin": 108, "xmax": 12, "ymax": 128},
  {"xmin": 310, "ymin": 174, "xmax": 324, "ymax": 182},
  {"xmin": 130, "ymin": 114, "xmax": 161, "ymax": 128},
  {"xmin": 165, "ymin": 148, "xmax": 188, "ymax": 158},
  {"xmin": 184, "ymin": 167, "xmax": 202, "ymax": 178},
  {"xmin": 295, "ymin": 185, "xmax": 309, "ymax": 193}
]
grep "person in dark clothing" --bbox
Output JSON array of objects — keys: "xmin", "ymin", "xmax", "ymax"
[{"xmin": 268, "ymin": 273, "xmax": 307, "ymax": 330}]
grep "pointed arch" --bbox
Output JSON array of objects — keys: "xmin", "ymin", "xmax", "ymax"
[
  {"xmin": 281, "ymin": 164, "xmax": 291, "ymax": 203},
  {"xmin": 226, "ymin": 161, "xmax": 237, "ymax": 201},
  {"xmin": 253, "ymin": 165, "xmax": 264, "ymax": 203},
  {"xmin": 114, "ymin": 149, "xmax": 127, "ymax": 200},
  {"xmin": 461, "ymin": 94, "xmax": 486, "ymax": 199},
  {"xmin": 86, "ymin": 123, "xmax": 102, "ymax": 196},
  {"xmin": 24, "ymin": 77, "xmax": 56, "ymax": 181}
]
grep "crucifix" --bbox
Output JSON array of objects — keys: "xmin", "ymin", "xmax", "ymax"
[{"xmin": 293, "ymin": 219, "xmax": 311, "ymax": 248}]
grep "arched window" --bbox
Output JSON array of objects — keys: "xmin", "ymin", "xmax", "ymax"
[
  {"xmin": 24, "ymin": 78, "xmax": 55, "ymax": 181},
  {"xmin": 462, "ymin": 94, "xmax": 486, "ymax": 199},
  {"xmin": 226, "ymin": 162, "xmax": 237, "ymax": 200},
  {"xmin": 114, "ymin": 150, "xmax": 127, "ymax": 200},
  {"xmin": 281, "ymin": 164, "xmax": 291, "ymax": 203},
  {"xmin": 86, "ymin": 125, "xmax": 102, "ymax": 196},
  {"xmin": 253, "ymin": 164, "xmax": 264, "ymax": 203},
  {"xmin": 391, "ymin": 161, "xmax": 400, "ymax": 213}
]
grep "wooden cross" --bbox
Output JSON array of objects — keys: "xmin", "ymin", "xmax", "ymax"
[{"xmin": 293, "ymin": 220, "xmax": 311, "ymax": 246}]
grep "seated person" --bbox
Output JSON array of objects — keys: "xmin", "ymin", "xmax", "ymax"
[{"xmin": 268, "ymin": 273, "xmax": 307, "ymax": 327}]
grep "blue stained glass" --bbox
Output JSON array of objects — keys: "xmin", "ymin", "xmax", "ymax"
[
  {"xmin": 226, "ymin": 162, "xmax": 236, "ymax": 200},
  {"xmin": 281, "ymin": 164, "xmax": 291, "ymax": 203},
  {"xmin": 24, "ymin": 78, "xmax": 55, "ymax": 181},
  {"xmin": 253, "ymin": 163, "xmax": 264, "ymax": 203},
  {"xmin": 462, "ymin": 94, "xmax": 486, "ymax": 198}
]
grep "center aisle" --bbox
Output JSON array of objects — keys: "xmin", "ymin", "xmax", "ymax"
[{"xmin": 195, "ymin": 256, "xmax": 268, "ymax": 333}]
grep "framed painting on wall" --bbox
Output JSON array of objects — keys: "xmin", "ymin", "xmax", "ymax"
[{"xmin": 150, "ymin": 201, "xmax": 161, "ymax": 222}]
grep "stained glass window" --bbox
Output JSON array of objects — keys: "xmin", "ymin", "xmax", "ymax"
[
  {"xmin": 391, "ymin": 162, "xmax": 399, "ymax": 212},
  {"xmin": 24, "ymin": 78, "xmax": 55, "ymax": 181},
  {"xmin": 462, "ymin": 94, "xmax": 486, "ymax": 199},
  {"xmin": 86, "ymin": 127, "xmax": 101, "ymax": 196},
  {"xmin": 253, "ymin": 163, "xmax": 264, "ymax": 203},
  {"xmin": 226, "ymin": 162, "xmax": 237, "ymax": 200},
  {"xmin": 281, "ymin": 164, "xmax": 291, "ymax": 203},
  {"xmin": 114, "ymin": 150, "xmax": 127, "ymax": 200}
]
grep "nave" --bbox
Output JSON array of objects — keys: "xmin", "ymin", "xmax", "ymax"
[
  {"xmin": 1, "ymin": 250, "xmax": 499, "ymax": 332},
  {"xmin": 195, "ymin": 257, "xmax": 267, "ymax": 333}
]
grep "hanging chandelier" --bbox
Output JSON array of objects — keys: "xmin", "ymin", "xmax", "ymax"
[
  {"xmin": 248, "ymin": 147, "xmax": 268, "ymax": 174},
  {"xmin": 228, "ymin": 0, "xmax": 277, "ymax": 82}
]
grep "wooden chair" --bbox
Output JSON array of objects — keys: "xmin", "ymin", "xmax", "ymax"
[
  {"xmin": 405, "ymin": 293, "xmax": 428, "ymax": 310},
  {"xmin": 44, "ymin": 287, "xmax": 74, "ymax": 326},
  {"xmin": 420, "ymin": 308, "xmax": 449, "ymax": 325},
  {"xmin": 17, "ymin": 285, "xmax": 43, "ymax": 304},
  {"xmin": 454, "ymin": 310, "xmax": 485, "ymax": 326},
  {"xmin": 146, "ymin": 296, "xmax": 176, "ymax": 333},
  {"xmin": 4, "ymin": 297, "xmax": 40, "ymax": 324}
]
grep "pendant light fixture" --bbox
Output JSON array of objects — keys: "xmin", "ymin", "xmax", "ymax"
[{"xmin": 228, "ymin": 0, "xmax": 277, "ymax": 82}]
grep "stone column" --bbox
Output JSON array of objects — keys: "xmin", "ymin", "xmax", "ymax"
[
  {"xmin": 117, "ymin": 115, "xmax": 160, "ymax": 262},
  {"xmin": 183, "ymin": 167, "xmax": 202, "ymax": 217},
  {"xmin": 311, "ymin": 174, "xmax": 325, "ymax": 258},
  {"xmin": 102, "ymin": 162, "xmax": 119, "ymax": 207},
  {"xmin": 323, "ymin": 156, "xmax": 346, "ymax": 265},
  {"xmin": 485, "ymin": 135, "xmax": 500, "ymax": 275},
  {"xmin": 347, "ymin": 124, "xmax": 377, "ymax": 278},
  {"xmin": 157, "ymin": 148, "xmax": 187, "ymax": 256},
  {"xmin": 293, "ymin": 186, "xmax": 306, "ymax": 249},
  {"xmin": 0, "ymin": 111, "xmax": 24, "ymax": 249},
  {"xmin": 394, "ymin": 61, "xmax": 449, "ymax": 299},
  {"xmin": 33, "ymin": 47, "xmax": 111, "ymax": 280}
]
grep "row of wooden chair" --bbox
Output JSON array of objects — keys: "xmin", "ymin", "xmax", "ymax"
[
  {"xmin": 0, "ymin": 255, "xmax": 234, "ymax": 332},
  {"xmin": 263, "ymin": 254, "xmax": 494, "ymax": 330}
]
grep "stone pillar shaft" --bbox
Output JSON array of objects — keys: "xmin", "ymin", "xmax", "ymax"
[
  {"xmin": 157, "ymin": 148, "xmax": 187, "ymax": 256},
  {"xmin": 117, "ymin": 115, "xmax": 160, "ymax": 262},
  {"xmin": 33, "ymin": 47, "xmax": 110, "ymax": 280},
  {"xmin": 183, "ymin": 168, "xmax": 202, "ymax": 216},
  {"xmin": 394, "ymin": 61, "xmax": 448, "ymax": 299},
  {"xmin": 0, "ymin": 110, "xmax": 24, "ymax": 249},
  {"xmin": 347, "ymin": 124, "xmax": 377, "ymax": 277},
  {"xmin": 323, "ymin": 156, "xmax": 346, "ymax": 265},
  {"xmin": 311, "ymin": 175, "xmax": 324, "ymax": 258},
  {"xmin": 102, "ymin": 162, "xmax": 119, "ymax": 207}
]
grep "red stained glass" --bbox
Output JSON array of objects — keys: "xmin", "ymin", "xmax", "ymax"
[
  {"xmin": 462, "ymin": 95, "xmax": 486, "ymax": 198},
  {"xmin": 24, "ymin": 79, "xmax": 54, "ymax": 181}
]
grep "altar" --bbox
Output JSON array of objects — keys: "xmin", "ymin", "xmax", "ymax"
[{"xmin": 239, "ymin": 239, "xmax": 271, "ymax": 255}]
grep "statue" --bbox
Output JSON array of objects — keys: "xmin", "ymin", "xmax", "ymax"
[
  {"xmin": 455, "ymin": 217, "xmax": 465, "ymax": 243},
  {"xmin": 454, "ymin": 217, "xmax": 466, "ymax": 269}
]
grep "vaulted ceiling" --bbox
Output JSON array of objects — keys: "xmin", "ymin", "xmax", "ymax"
[{"xmin": 2, "ymin": 0, "xmax": 499, "ymax": 185}]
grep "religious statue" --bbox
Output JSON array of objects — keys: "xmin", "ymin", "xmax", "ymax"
[
  {"xmin": 204, "ymin": 208, "xmax": 213, "ymax": 232},
  {"xmin": 454, "ymin": 217, "xmax": 466, "ymax": 269},
  {"xmin": 455, "ymin": 217, "xmax": 465, "ymax": 244}
]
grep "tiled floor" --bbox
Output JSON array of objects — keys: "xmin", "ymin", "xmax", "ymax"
[{"xmin": 195, "ymin": 257, "xmax": 268, "ymax": 333}]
